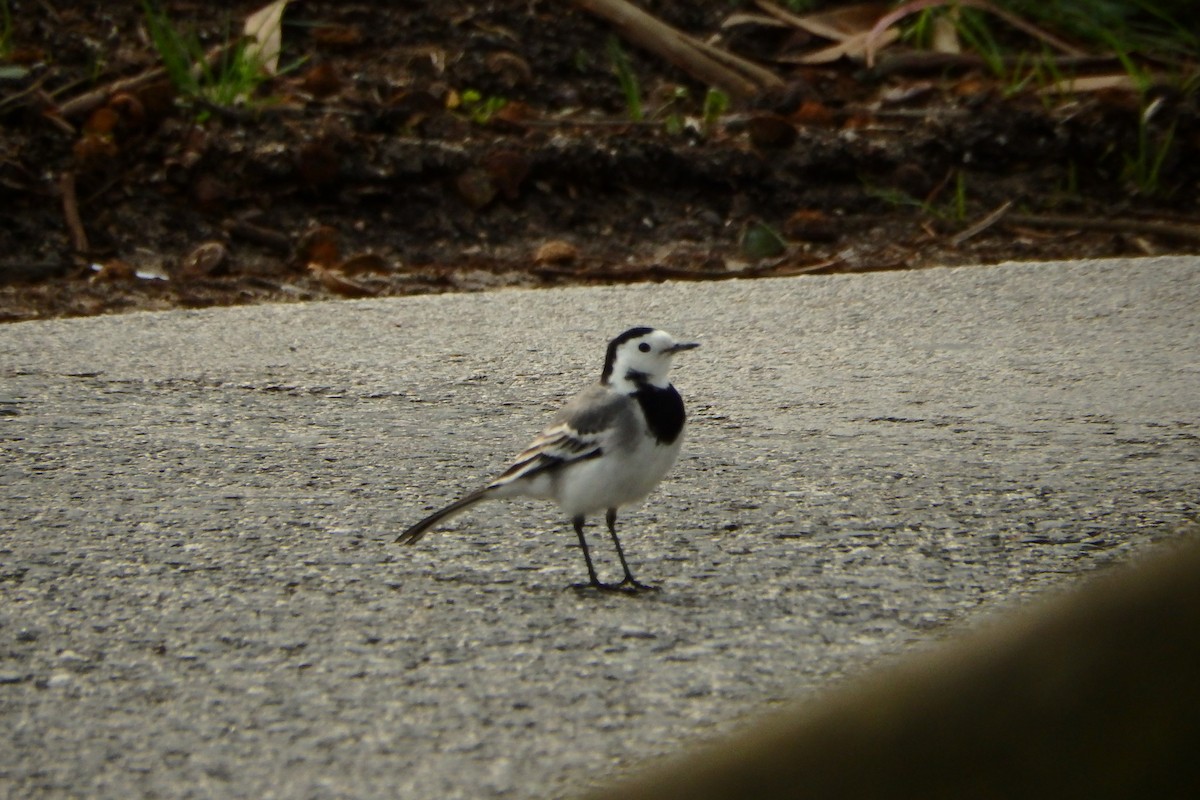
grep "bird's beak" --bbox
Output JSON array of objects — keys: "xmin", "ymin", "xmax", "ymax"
[{"xmin": 667, "ymin": 341, "xmax": 700, "ymax": 354}]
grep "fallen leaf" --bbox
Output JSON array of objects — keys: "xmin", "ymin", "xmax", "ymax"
[
  {"xmin": 456, "ymin": 168, "xmax": 497, "ymax": 210},
  {"xmin": 865, "ymin": 0, "xmax": 1085, "ymax": 67},
  {"xmin": 298, "ymin": 225, "xmax": 340, "ymax": 268},
  {"xmin": 720, "ymin": 12, "xmax": 789, "ymax": 30},
  {"xmin": 311, "ymin": 24, "xmax": 363, "ymax": 47},
  {"xmin": 880, "ymin": 82, "xmax": 935, "ymax": 105},
  {"xmin": 0, "ymin": 62, "xmax": 31, "ymax": 77},
  {"xmin": 244, "ymin": 0, "xmax": 289, "ymax": 75},
  {"xmin": 83, "ymin": 107, "xmax": 119, "ymax": 135},
  {"xmin": 1037, "ymin": 74, "xmax": 1141, "ymax": 95},
  {"xmin": 740, "ymin": 220, "xmax": 788, "ymax": 259},
  {"xmin": 89, "ymin": 260, "xmax": 135, "ymax": 283},
  {"xmin": 109, "ymin": 93, "xmax": 146, "ymax": 129},
  {"xmin": 309, "ymin": 264, "xmax": 377, "ymax": 297},
  {"xmin": 300, "ymin": 62, "xmax": 341, "ymax": 98},
  {"xmin": 339, "ymin": 253, "xmax": 390, "ymax": 274},
  {"xmin": 534, "ymin": 240, "xmax": 579, "ymax": 264},
  {"xmin": 953, "ymin": 77, "xmax": 991, "ymax": 98},
  {"xmin": 134, "ymin": 80, "xmax": 176, "ymax": 125},
  {"xmin": 482, "ymin": 151, "xmax": 530, "ymax": 200},
  {"xmin": 191, "ymin": 174, "xmax": 229, "ymax": 211},
  {"xmin": 179, "ymin": 241, "xmax": 228, "ymax": 278},
  {"xmin": 485, "ymin": 51, "xmax": 533, "ymax": 88},
  {"xmin": 785, "ymin": 28, "xmax": 900, "ymax": 64},
  {"xmin": 400, "ymin": 45, "xmax": 447, "ymax": 76},
  {"xmin": 784, "ymin": 209, "xmax": 839, "ymax": 242},
  {"xmin": 490, "ymin": 101, "xmax": 535, "ymax": 127},
  {"xmin": 931, "ymin": 11, "xmax": 960, "ymax": 54},
  {"xmin": 297, "ymin": 140, "xmax": 341, "ymax": 187},
  {"xmin": 73, "ymin": 132, "xmax": 118, "ymax": 165},
  {"xmin": 792, "ymin": 100, "xmax": 836, "ymax": 126},
  {"xmin": 755, "ymin": 1, "xmax": 891, "ymax": 42},
  {"xmin": 747, "ymin": 113, "xmax": 798, "ymax": 148}
]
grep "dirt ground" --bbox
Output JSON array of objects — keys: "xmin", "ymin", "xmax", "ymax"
[{"xmin": 2, "ymin": 1, "xmax": 1197, "ymax": 322}]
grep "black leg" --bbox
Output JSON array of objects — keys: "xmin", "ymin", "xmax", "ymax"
[
  {"xmin": 571, "ymin": 516, "xmax": 604, "ymax": 589},
  {"xmin": 605, "ymin": 508, "xmax": 658, "ymax": 592}
]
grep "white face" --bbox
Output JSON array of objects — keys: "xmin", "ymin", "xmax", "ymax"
[{"xmin": 605, "ymin": 328, "xmax": 699, "ymax": 389}]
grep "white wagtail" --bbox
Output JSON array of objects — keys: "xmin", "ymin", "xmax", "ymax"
[{"xmin": 397, "ymin": 326, "xmax": 699, "ymax": 592}]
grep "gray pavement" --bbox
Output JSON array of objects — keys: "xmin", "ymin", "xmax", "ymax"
[{"xmin": 1, "ymin": 256, "xmax": 1198, "ymax": 799}]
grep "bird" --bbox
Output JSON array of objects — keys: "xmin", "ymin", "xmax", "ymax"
[{"xmin": 397, "ymin": 326, "xmax": 699, "ymax": 592}]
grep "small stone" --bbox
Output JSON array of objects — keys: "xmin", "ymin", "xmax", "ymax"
[
  {"xmin": 57, "ymin": 649, "xmax": 87, "ymax": 664},
  {"xmin": 47, "ymin": 672, "xmax": 73, "ymax": 688}
]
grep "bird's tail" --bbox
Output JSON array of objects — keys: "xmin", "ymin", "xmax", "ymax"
[{"xmin": 395, "ymin": 489, "xmax": 492, "ymax": 545}]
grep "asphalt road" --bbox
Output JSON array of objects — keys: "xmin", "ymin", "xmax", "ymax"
[{"xmin": 2, "ymin": 256, "xmax": 1198, "ymax": 798}]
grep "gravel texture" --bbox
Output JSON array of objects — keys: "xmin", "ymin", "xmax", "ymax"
[{"xmin": 1, "ymin": 256, "xmax": 1198, "ymax": 798}]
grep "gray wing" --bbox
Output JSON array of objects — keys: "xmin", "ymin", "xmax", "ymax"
[
  {"xmin": 552, "ymin": 383, "xmax": 631, "ymax": 433},
  {"xmin": 488, "ymin": 385, "xmax": 633, "ymax": 487}
]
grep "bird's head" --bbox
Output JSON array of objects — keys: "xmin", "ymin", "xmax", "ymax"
[{"xmin": 601, "ymin": 327, "xmax": 699, "ymax": 391}]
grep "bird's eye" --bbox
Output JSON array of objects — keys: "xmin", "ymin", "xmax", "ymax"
[{"xmin": 638, "ymin": 342, "xmax": 651, "ymax": 353}]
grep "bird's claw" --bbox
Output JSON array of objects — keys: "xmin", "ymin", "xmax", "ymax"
[
  {"xmin": 570, "ymin": 579, "xmax": 659, "ymax": 594},
  {"xmin": 616, "ymin": 576, "xmax": 660, "ymax": 592}
]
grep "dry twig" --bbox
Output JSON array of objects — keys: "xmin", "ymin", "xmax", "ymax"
[
  {"xmin": 224, "ymin": 220, "xmax": 293, "ymax": 254},
  {"xmin": 573, "ymin": 0, "xmax": 783, "ymax": 99},
  {"xmin": 56, "ymin": 41, "xmax": 244, "ymax": 122},
  {"xmin": 59, "ymin": 172, "xmax": 89, "ymax": 255},
  {"xmin": 951, "ymin": 201, "xmax": 1013, "ymax": 246},
  {"xmin": 1005, "ymin": 213, "xmax": 1200, "ymax": 244},
  {"xmin": 871, "ymin": 52, "xmax": 1120, "ymax": 78},
  {"xmin": 864, "ymin": 0, "xmax": 1086, "ymax": 67}
]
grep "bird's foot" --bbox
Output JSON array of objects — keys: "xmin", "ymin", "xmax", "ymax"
[
  {"xmin": 616, "ymin": 577, "xmax": 660, "ymax": 593},
  {"xmin": 569, "ymin": 579, "xmax": 659, "ymax": 594}
]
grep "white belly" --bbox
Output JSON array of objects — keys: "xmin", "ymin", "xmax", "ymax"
[{"xmin": 554, "ymin": 432, "xmax": 684, "ymax": 518}]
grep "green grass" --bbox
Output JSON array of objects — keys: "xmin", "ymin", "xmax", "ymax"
[
  {"xmin": 1124, "ymin": 114, "xmax": 1176, "ymax": 196},
  {"xmin": 459, "ymin": 89, "xmax": 507, "ymax": 124},
  {"xmin": 905, "ymin": 0, "xmax": 1198, "ymax": 63},
  {"xmin": 1006, "ymin": 0, "xmax": 1197, "ymax": 61},
  {"xmin": 896, "ymin": 0, "xmax": 1192, "ymax": 196},
  {"xmin": 864, "ymin": 169, "xmax": 972, "ymax": 223},
  {"xmin": 140, "ymin": 1, "xmax": 291, "ymax": 119},
  {"xmin": 1104, "ymin": 35, "xmax": 1180, "ymax": 196},
  {"xmin": 952, "ymin": 170, "xmax": 968, "ymax": 222},
  {"xmin": 954, "ymin": 7, "xmax": 1006, "ymax": 77},
  {"xmin": 0, "ymin": 0, "xmax": 14, "ymax": 59},
  {"xmin": 702, "ymin": 87, "xmax": 729, "ymax": 136},
  {"xmin": 900, "ymin": 8, "xmax": 934, "ymax": 51},
  {"xmin": 899, "ymin": 1, "xmax": 1197, "ymax": 81},
  {"xmin": 607, "ymin": 36, "xmax": 643, "ymax": 122},
  {"xmin": 603, "ymin": 38, "xmax": 729, "ymax": 137},
  {"xmin": 142, "ymin": 1, "xmax": 212, "ymax": 99}
]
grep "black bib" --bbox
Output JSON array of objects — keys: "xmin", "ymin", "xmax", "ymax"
[{"xmin": 634, "ymin": 384, "xmax": 686, "ymax": 444}]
